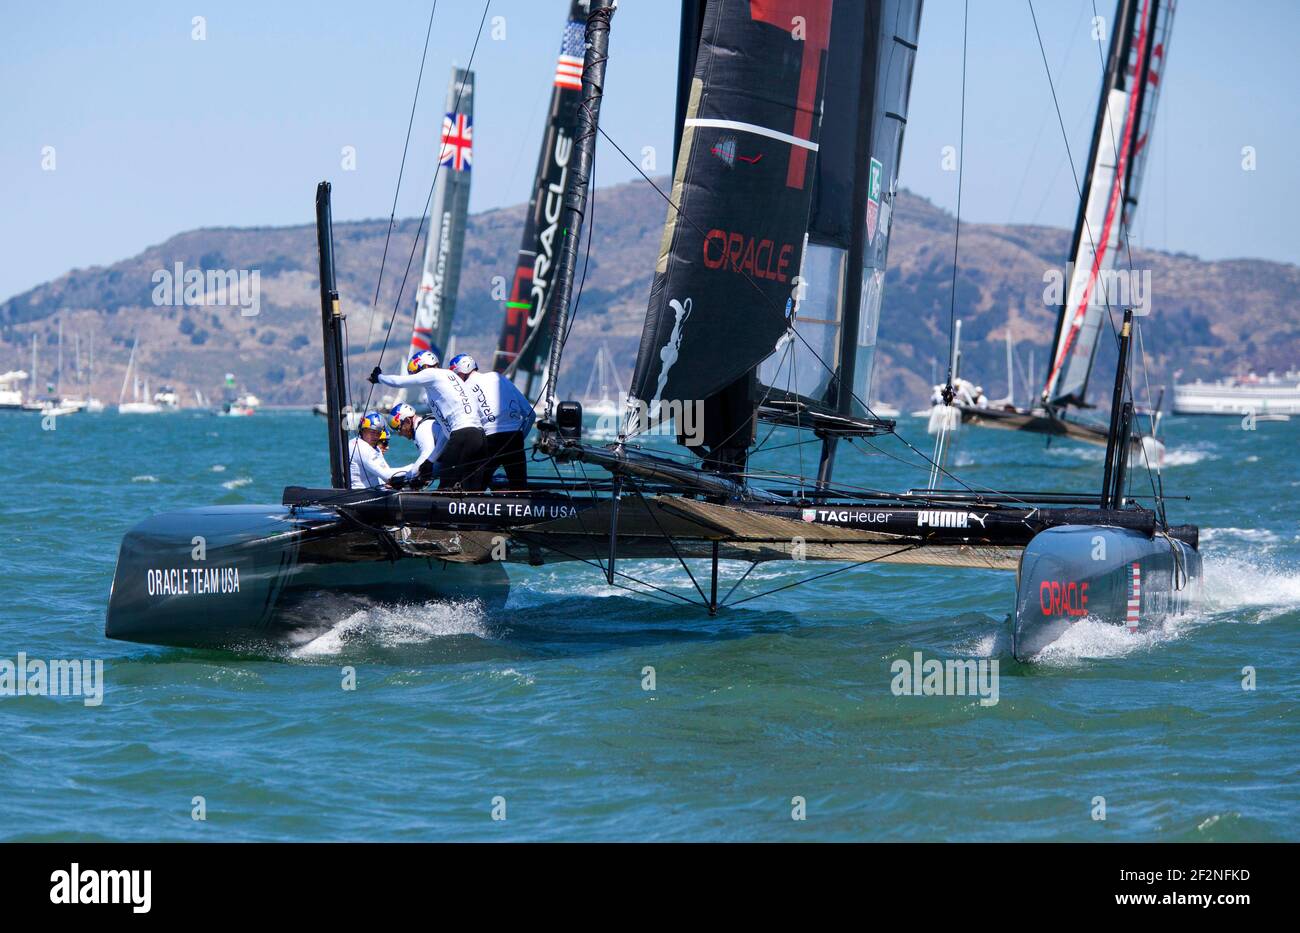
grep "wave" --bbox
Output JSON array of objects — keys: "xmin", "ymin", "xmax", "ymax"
[
  {"xmin": 1201, "ymin": 527, "xmax": 1283, "ymax": 546},
  {"xmin": 221, "ymin": 476, "xmax": 252, "ymax": 490},
  {"xmin": 1203, "ymin": 554, "xmax": 1300, "ymax": 621},
  {"xmin": 290, "ymin": 598, "xmax": 489, "ymax": 659},
  {"xmin": 1160, "ymin": 446, "xmax": 1215, "ymax": 467},
  {"xmin": 131, "ymin": 475, "xmax": 158, "ymax": 483}
]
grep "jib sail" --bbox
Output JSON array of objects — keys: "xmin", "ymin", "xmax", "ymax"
[
  {"xmin": 492, "ymin": 0, "xmax": 591, "ymax": 391},
  {"xmin": 1043, "ymin": 0, "xmax": 1173, "ymax": 408},
  {"xmin": 409, "ymin": 66, "xmax": 474, "ymax": 364}
]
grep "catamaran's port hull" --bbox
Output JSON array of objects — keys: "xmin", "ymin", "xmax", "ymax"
[
  {"xmin": 105, "ymin": 505, "xmax": 510, "ymax": 649},
  {"xmin": 1012, "ymin": 524, "xmax": 1202, "ymax": 661}
]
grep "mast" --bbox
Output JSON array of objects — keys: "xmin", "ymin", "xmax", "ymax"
[
  {"xmin": 316, "ymin": 181, "xmax": 350, "ymax": 489},
  {"xmin": 492, "ymin": 0, "xmax": 594, "ymax": 394},
  {"xmin": 1100, "ymin": 309, "xmax": 1134, "ymax": 509},
  {"xmin": 540, "ymin": 0, "xmax": 616, "ymax": 423}
]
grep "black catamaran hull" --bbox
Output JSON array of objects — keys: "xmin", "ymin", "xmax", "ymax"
[
  {"xmin": 1012, "ymin": 524, "xmax": 1201, "ymax": 661},
  {"xmin": 106, "ymin": 491, "xmax": 1201, "ymax": 654},
  {"xmin": 105, "ymin": 505, "xmax": 509, "ymax": 649},
  {"xmin": 957, "ymin": 403, "xmax": 1165, "ymax": 465}
]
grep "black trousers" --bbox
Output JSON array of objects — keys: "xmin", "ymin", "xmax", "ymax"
[
  {"xmin": 483, "ymin": 430, "xmax": 529, "ymax": 489},
  {"xmin": 436, "ymin": 426, "xmax": 488, "ymax": 490}
]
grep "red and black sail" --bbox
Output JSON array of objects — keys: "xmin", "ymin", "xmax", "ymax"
[{"xmin": 627, "ymin": 0, "xmax": 922, "ymax": 452}]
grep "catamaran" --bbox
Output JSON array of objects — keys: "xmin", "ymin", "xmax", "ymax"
[
  {"xmin": 940, "ymin": 0, "xmax": 1173, "ymax": 471},
  {"xmin": 105, "ymin": 0, "xmax": 1202, "ymax": 663}
]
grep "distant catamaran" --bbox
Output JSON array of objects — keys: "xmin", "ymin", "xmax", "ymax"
[
  {"xmin": 951, "ymin": 0, "xmax": 1173, "ymax": 465},
  {"xmin": 411, "ymin": 66, "xmax": 474, "ymax": 366},
  {"xmin": 387, "ymin": 65, "xmax": 475, "ymax": 410},
  {"xmin": 491, "ymin": 0, "xmax": 591, "ymax": 398}
]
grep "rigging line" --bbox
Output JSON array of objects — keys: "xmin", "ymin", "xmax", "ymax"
[
  {"xmin": 358, "ymin": 0, "xmax": 441, "ymax": 394},
  {"xmin": 355, "ymin": 0, "xmax": 492, "ymax": 422},
  {"xmin": 943, "ymin": 0, "xmax": 969, "ymax": 397},
  {"xmin": 1028, "ymin": 0, "xmax": 1133, "ymax": 404},
  {"xmin": 510, "ymin": 528, "xmax": 708, "ymax": 609},
  {"xmin": 720, "ymin": 560, "xmax": 761, "ymax": 606},
  {"xmin": 723, "ymin": 544, "xmax": 922, "ymax": 609},
  {"xmin": 547, "ymin": 455, "xmax": 609, "ymax": 575},
  {"xmin": 623, "ymin": 475, "xmax": 713, "ymax": 607},
  {"xmin": 1133, "ymin": 321, "xmax": 1167, "ymax": 519},
  {"xmin": 1008, "ymin": 0, "xmax": 1091, "ymax": 224}
]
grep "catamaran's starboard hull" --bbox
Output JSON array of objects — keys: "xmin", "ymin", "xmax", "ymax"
[
  {"xmin": 105, "ymin": 505, "xmax": 509, "ymax": 649},
  {"xmin": 1012, "ymin": 524, "xmax": 1202, "ymax": 661}
]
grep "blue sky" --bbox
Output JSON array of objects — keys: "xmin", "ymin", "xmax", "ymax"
[{"xmin": 2, "ymin": 0, "xmax": 1296, "ymax": 302}]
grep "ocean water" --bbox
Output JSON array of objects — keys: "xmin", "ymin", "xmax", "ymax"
[{"xmin": 1, "ymin": 408, "xmax": 1296, "ymax": 841}]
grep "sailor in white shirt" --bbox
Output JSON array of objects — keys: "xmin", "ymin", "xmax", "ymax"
[
  {"xmin": 387, "ymin": 403, "xmax": 447, "ymax": 488},
  {"xmin": 369, "ymin": 351, "xmax": 488, "ymax": 490},
  {"xmin": 448, "ymin": 353, "xmax": 536, "ymax": 488},
  {"xmin": 348, "ymin": 411, "xmax": 409, "ymax": 489}
]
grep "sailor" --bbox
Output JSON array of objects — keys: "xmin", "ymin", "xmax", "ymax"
[
  {"xmin": 369, "ymin": 351, "xmax": 488, "ymax": 490},
  {"xmin": 387, "ymin": 402, "xmax": 447, "ymax": 488},
  {"xmin": 448, "ymin": 353, "xmax": 536, "ymax": 488},
  {"xmin": 347, "ymin": 412, "xmax": 409, "ymax": 489}
]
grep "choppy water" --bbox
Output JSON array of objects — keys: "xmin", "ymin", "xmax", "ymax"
[{"xmin": 1, "ymin": 409, "xmax": 1296, "ymax": 840}]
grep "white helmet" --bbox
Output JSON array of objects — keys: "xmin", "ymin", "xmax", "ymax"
[
  {"xmin": 388, "ymin": 402, "xmax": 416, "ymax": 430},
  {"xmin": 448, "ymin": 353, "xmax": 479, "ymax": 376},
  {"xmin": 406, "ymin": 350, "xmax": 439, "ymax": 374}
]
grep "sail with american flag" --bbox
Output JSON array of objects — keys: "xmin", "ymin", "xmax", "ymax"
[
  {"xmin": 491, "ymin": 0, "xmax": 591, "ymax": 393},
  {"xmin": 555, "ymin": 17, "xmax": 586, "ymax": 89}
]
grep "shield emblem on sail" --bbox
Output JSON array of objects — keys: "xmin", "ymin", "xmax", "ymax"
[{"xmin": 865, "ymin": 157, "xmax": 883, "ymax": 244}]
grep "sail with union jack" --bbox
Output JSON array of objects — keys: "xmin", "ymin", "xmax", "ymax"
[
  {"xmin": 401, "ymin": 67, "xmax": 474, "ymax": 398},
  {"xmin": 439, "ymin": 112, "xmax": 472, "ymax": 172}
]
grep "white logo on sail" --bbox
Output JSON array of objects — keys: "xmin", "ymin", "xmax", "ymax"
[{"xmin": 648, "ymin": 296, "xmax": 691, "ymax": 420}]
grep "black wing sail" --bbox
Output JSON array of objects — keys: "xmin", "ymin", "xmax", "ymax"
[
  {"xmin": 627, "ymin": 0, "xmax": 834, "ymax": 438},
  {"xmin": 757, "ymin": 0, "xmax": 922, "ymax": 424},
  {"xmin": 492, "ymin": 0, "xmax": 591, "ymax": 390}
]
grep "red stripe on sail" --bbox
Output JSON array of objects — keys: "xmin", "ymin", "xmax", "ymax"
[
  {"xmin": 1045, "ymin": 0, "xmax": 1152, "ymax": 397},
  {"xmin": 749, "ymin": 0, "xmax": 830, "ymax": 189}
]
